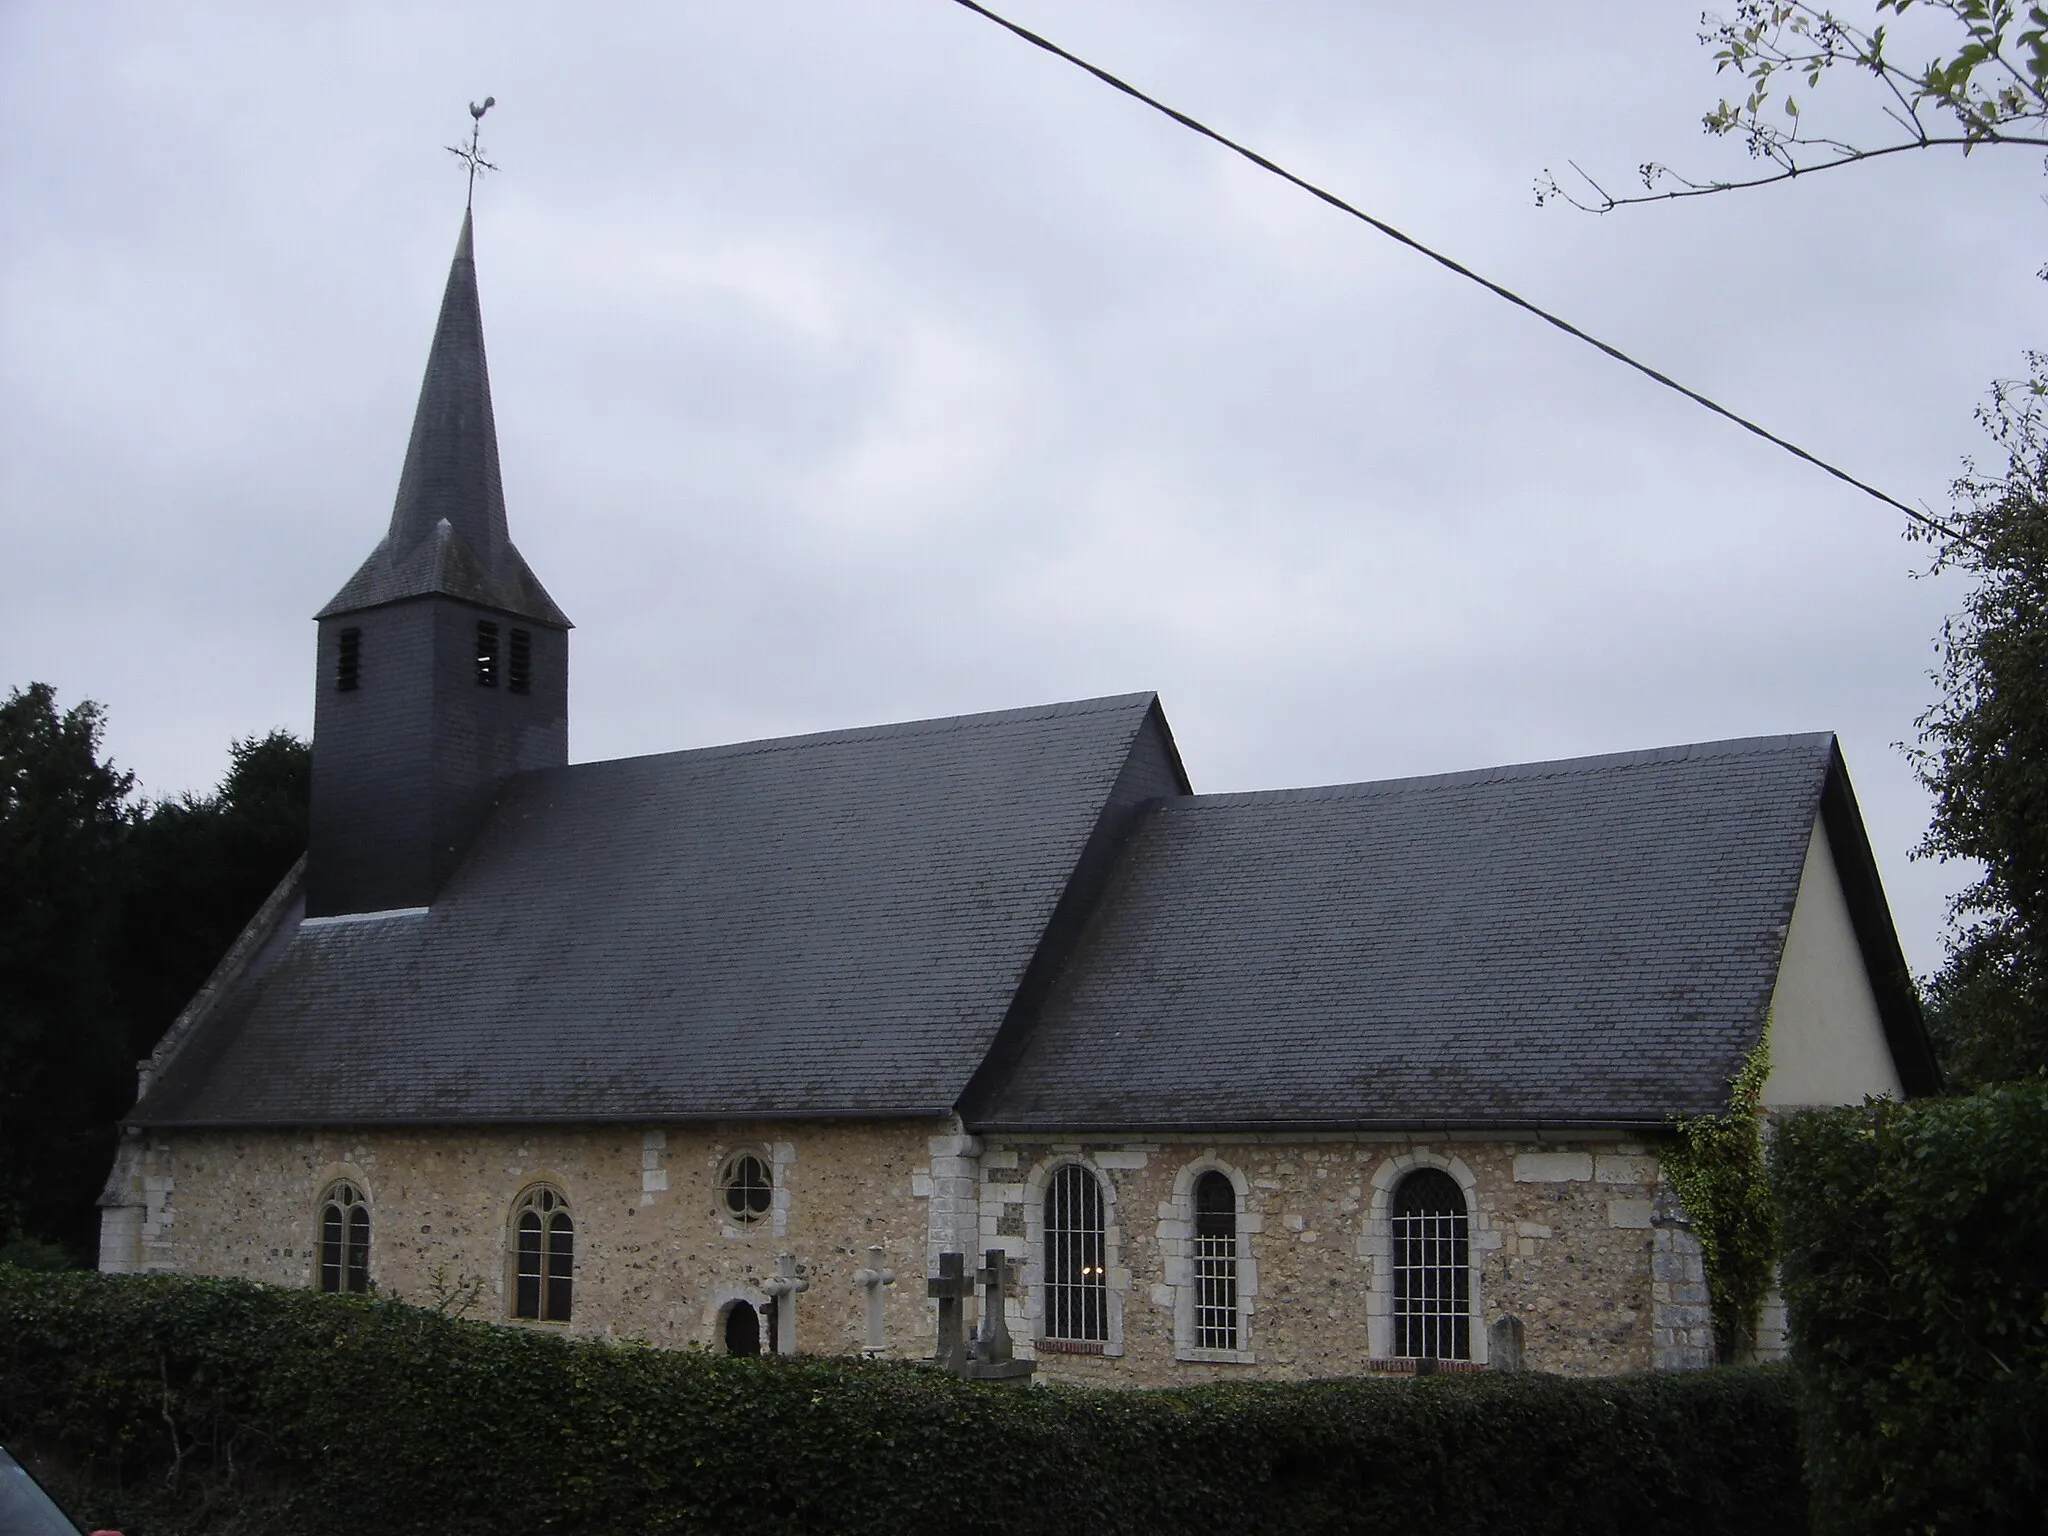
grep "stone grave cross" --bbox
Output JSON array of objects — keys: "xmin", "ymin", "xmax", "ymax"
[
  {"xmin": 927, "ymin": 1251, "xmax": 972, "ymax": 1372},
  {"xmin": 852, "ymin": 1245, "xmax": 897, "ymax": 1355},
  {"xmin": 964, "ymin": 1247, "xmax": 1034, "ymax": 1383},
  {"xmin": 761, "ymin": 1252, "xmax": 809, "ymax": 1355}
]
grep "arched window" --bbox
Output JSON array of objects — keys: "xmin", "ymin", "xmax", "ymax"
[
  {"xmin": 318, "ymin": 1180, "xmax": 369, "ymax": 1294},
  {"xmin": 512, "ymin": 1185, "xmax": 574, "ymax": 1322},
  {"xmin": 719, "ymin": 1151, "xmax": 773, "ymax": 1227},
  {"xmin": 1192, "ymin": 1170, "xmax": 1239, "ymax": 1350},
  {"xmin": 1043, "ymin": 1163, "xmax": 1108, "ymax": 1343},
  {"xmin": 1391, "ymin": 1168, "xmax": 1470, "ymax": 1360}
]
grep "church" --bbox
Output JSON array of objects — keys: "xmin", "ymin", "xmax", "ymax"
[{"xmin": 97, "ymin": 210, "xmax": 1939, "ymax": 1382}]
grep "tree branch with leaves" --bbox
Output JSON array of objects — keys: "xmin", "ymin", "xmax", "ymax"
[
  {"xmin": 1907, "ymin": 358, "xmax": 2048, "ymax": 1086},
  {"xmin": 1539, "ymin": 1, "xmax": 2048, "ymax": 212}
]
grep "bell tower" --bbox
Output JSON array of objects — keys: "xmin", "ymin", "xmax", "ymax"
[{"xmin": 306, "ymin": 209, "xmax": 571, "ymax": 917}]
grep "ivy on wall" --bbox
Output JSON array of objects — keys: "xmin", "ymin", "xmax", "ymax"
[{"xmin": 1660, "ymin": 1028, "xmax": 1776, "ymax": 1363}]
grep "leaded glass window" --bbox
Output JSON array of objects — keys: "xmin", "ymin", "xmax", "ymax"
[
  {"xmin": 318, "ymin": 1180, "xmax": 369, "ymax": 1294},
  {"xmin": 1192, "ymin": 1170, "xmax": 1238, "ymax": 1350},
  {"xmin": 512, "ymin": 1185, "xmax": 574, "ymax": 1322},
  {"xmin": 1391, "ymin": 1168, "xmax": 1470, "ymax": 1361},
  {"xmin": 1043, "ymin": 1163, "xmax": 1108, "ymax": 1343},
  {"xmin": 720, "ymin": 1152, "xmax": 773, "ymax": 1226}
]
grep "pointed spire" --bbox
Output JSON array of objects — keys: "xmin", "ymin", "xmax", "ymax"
[
  {"xmin": 387, "ymin": 208, "xmax": 507, "ymax": 561},
  {"xmin": 319, "ymin": 211, "xmax": 568, "ymax": 627}
]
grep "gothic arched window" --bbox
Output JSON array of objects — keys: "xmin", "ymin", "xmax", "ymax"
[
  {"xmin": 1192, "ymin": 1170, "xmax": 1239, "ymax": 1351},
  {"xmin": 317, "ymin": 1180, "xmax": 370, "ymax": 1294},
  {"xmin": 512, "ymin": 1185, "xmax": 574, "ymax": 1323},
  {"xmin": 1043, "ymin": 1163, "xmax": 1108, "ymax": 1344},
  {"xmin": 1391, "ymin": 1168, "xmax": 1470, "ymax": 1361}
]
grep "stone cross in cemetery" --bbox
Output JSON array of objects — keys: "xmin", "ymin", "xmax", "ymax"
[
  {"xmin": 761, "ymin": 1252, "xmax": 810, "ymax": 1355},
  {"xmin": 852, "ymin": 1245, "xmax": 896, "ymax": 1356},
  {"xmin": 927, "ymin": 1251, "xmax": 973, "ymax": 1372},
  {"xmin": 964, "ymin": 1247, "xmax": 1035, "ymax": 1383}
]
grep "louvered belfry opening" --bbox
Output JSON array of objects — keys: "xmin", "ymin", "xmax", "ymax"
[
  {"xmin": 336, "ymin": 628, "xmax": 361, "ymax": 693},
  {"xmin": 508, "ymin": 627, "xmax": 532, "ymax": 694},
  {"xmin": 474, "ymin": 620, "xmax": 499, "ymax": 687},
  {"xmin": 1192, "ymin": 1170, "xmax": 1238, "ymax": 1350},
  {"xmin": 1044, "ymin": 1163, "xmax": 1108, "ymax": 1343},
  {"xmin": 1392, "ymin": 1168, "xmax": 1471, "ymax": 1360}
]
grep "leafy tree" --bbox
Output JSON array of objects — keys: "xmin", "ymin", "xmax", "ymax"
[
  {"xmin": 1539, "ymin": 1, "xmax": 2048, "ymax": 212},
  {"xmin": 0, "ymin": 685, "xmax": 135, "ymax": 1263},
  {"xmin": 1907, "ymin": 361, "xmax": 2048, "ymax": 1085},
  {"xmin": 112, "ymin": 730, "xmax": 309, "ymax": 1068},
  {"xmin": 0, "ymin": 685, "xmax": 308, "ymax": 1264}
]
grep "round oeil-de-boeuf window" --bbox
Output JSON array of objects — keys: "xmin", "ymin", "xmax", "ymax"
[{"xmin": 720, "ymin": 1151, "xmax": 773, "ymax": 1225}]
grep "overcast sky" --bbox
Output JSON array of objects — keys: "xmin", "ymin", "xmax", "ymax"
[{"xmin": 4, "ymin": 2, "xmax": 2040, "ymax": 974}]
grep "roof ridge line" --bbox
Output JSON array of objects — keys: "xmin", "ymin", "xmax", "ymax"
[
  {"xmin": 549, "ymin": 692, "xmax": 1160, "ymax": 774},
  {"xmin": 1168, "ymin": 731, "xmax": 1839, "ymax": 810}
]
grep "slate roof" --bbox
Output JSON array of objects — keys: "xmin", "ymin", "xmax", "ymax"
[
  {"xmin": 317, "ymin": 210, "xmax": 569, "ymax": 627},
  {"xmin": 970, "ymin": 733, "xmax": 1852, "ymax": 1131},
  {"xmin": 133, "ymin": 694, "xmax": 1164, "ymax": 1125}
]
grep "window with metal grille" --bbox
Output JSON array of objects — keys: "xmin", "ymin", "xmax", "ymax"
[
  {"xmin": 1391, "ymin": 1168, "xmax": 1470, "ymax": 1360},
  {"xmin": 1192, "ymin": 1170, "xmax": 1238, "ymax": 1350},
  {"xmin": 474, "ymin": 620, "xmax": 499, "ymax": 687},
  {"xmin": 719, "ymin": 1152, "xmax": 773, "ymax": 1226},
  {"xmin": 512, "ymin": 1185, "xmax": 574, "ymax": 1322},
  {"xmin": 1043, "ymin": 1163, "xmax": 1108, "ymax": 1343},
  {"xmin": 336, "ymin": 628, "xmax": 361, "ymax": 692},
  {"xmin": 317, "ymin": 1180, "xmax": 369, "ymax": 1294},
  {"xmin": 508, "ymin": 628, "xmax": 532, "ymax": 695}
]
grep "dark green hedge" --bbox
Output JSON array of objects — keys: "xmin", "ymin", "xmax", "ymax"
[
  {"xmin": 0, "ymin": 1269, "xmax": 1802, "ymax": 1536},
  {"xmin": 1773, "ymin": 1080, "xmax": 2048, "ymax": 1534}
]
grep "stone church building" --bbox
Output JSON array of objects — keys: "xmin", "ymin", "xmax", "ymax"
[{"xmin": 98, "ymin": 212, "xmax": 1939, "ymax": 1382}]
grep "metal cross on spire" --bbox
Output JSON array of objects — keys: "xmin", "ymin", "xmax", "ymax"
[{"xmin": 446, "ymin": 97, "xmax": 498, "ymax": 208}]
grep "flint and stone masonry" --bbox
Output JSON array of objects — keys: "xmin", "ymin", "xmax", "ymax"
[{"xmin": 103, "ymin": 1121, "xmax": 1723, "ymax": 1380}]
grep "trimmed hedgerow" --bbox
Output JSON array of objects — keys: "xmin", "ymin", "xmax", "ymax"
[
  {"xmin": 1772, "ymin": 1080, "xmax": 2048, "ymax": 1535},
  {"xmin": 0, "ymin": 1268, "xmax": 1802, "ymax": 1536}
]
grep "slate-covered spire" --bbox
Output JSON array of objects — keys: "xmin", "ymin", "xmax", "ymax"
[
  {"xmin": 305, "ymin": 206, "xmax": 571, "ymax": 918},
  {"xmin": 317, "ymin": 209, "xmax": 569, "ymax": 627}
]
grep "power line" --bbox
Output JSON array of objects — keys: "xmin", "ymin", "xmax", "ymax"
[{"xmin": 946, "ymin": 0, "xmax": 1972, "ymax": 547}]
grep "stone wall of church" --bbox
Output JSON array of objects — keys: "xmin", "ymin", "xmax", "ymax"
[
  {"xmin": 99, "ymin": 1119, "xmax": 949, "ymax": 1357},
  {"xmin": 100, "ymin": 1123, "xmax": 1694, "ymax": 1380},
  {"xmin": 957, "ymin": 1132, "xmax": 1677, "ymax": 1385}
]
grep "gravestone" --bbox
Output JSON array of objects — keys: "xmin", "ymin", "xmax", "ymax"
[
  {"xmin": 1487, "ymin": 1313, "xmax": 1526, "ymax": 1371},
  {"xmin": 928, "ymin": 1251, "xmax": 972, "ymax": 1373},
  {"xmin": 964, "ymin": 1247, "xmax": 1034, "ymax": 1384}
]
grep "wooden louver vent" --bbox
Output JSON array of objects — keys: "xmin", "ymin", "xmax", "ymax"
[
  {"xmin": 509, "ymin": 627, "xmax": 532, "ymax": 695},
  {"xmin": 336, "ymin": 627, "xmax": 361, "ymax": 692},
  {"xmin": 474, "ymin": 620, "xmax": 499, "ymax": 687}
]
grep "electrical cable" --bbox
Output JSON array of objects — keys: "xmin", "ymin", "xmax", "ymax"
[{"xmin": 946, "ymin": 0, "xmax": 1973, "ymax": 546}]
